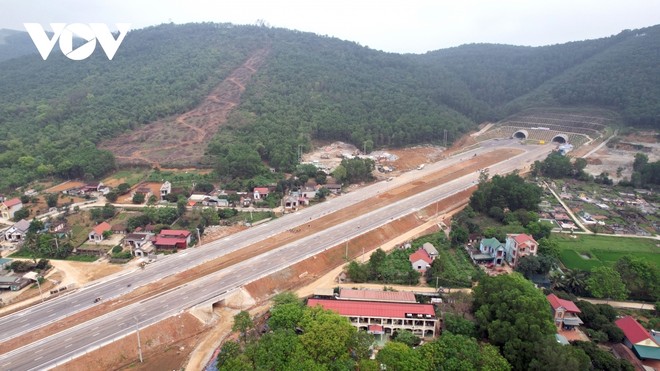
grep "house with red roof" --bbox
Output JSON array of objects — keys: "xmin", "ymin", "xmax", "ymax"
[
  {"xmin": 504, "ymin": 233, "xmax": 538, "ymax": 268},
  {"xmin": 1, "ymin": 198, "xmax": 23, "ymax": 219},
  {"xmin": 409, "ymin": 248, "xmax": 433, "ymax": 272},
  {"xmin": 88, "ymin": 222, "xmax": 112, "ymax": 242},
  {"xmin": 153, "ymin": 229, "xmax": 191, "ymax": 251},
  {"xmin": 546, "ymin": 294, "xmax": 583, "ymax": 330},
  {"xmin": 253, "ymin": 187, "xmax": 270, "ymax": 200},
  {"xmin": 307, "ymin": 298, "xmax": 438, "ymax": 337},
  {"xmin": 615, "ymin": 316, "xmax": 660, "ymax": 362}
]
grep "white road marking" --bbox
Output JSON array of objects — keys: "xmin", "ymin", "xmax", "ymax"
[{"xmin": 65, "ymin": 344, "xmax": 72, "ymax": 348}]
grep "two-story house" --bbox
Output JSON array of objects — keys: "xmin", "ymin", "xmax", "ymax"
[
  {"xmin": 547, "ymin": 294, "xmax": 583, "ymax": 330},
  {"xmin": 504, "ymin": 233, "xmax": 538, "ymax": 268},
  {"xmin": 1, "ymin": 198, "xmax": 23, "ymax": 219},
  {"xmin": 478, "ymin": 237, "xmax": 506, "ymax": 266}
]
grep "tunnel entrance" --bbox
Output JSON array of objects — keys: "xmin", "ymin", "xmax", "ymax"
[
  {"xmin": 552, "ymin": 134, "xmax": 568, "ymax": 144},
  {"xmin": 512, "ymin": 130, "xmax": 528, "ymax": 140}
]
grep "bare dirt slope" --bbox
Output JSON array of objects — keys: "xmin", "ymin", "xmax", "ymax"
[{"xmin": 100, "ymin": 48, "xmax": 269, "ymax": 168}]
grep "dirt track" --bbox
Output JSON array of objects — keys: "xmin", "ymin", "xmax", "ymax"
[{"xmin": 100, "ymin": 48, "xmax": 269, "ymax": 168}]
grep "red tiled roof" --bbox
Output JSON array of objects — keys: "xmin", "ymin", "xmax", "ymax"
[
  {"xmin": 615, "ymin": 316, "xmax": 656, "ymax": 345},
  {"xmin": 307, "ymin": 298, "xmax": 435, "ymax": 319},
  {"xmin": 514, "ymin": 233, "xmax": 536, "ymax": 245},
  {"xmin": 92, "ymin": 222, "xmax": 111, "ymax": 235},
  {"xmin": 154, "ymin": 236, "xmax": 186, "ymax": 247},
  {"xmin": 546, "ymin": 294, "xmax": 581, "ymax": 313},
  {"xmin": 254, "ymin": 187, "xmax": 269, "ymax": 194},
  {"xmin": 409, "ymin": 248, "xmax": 433, "ymax": 265},
  {"xmin": 159, "ymin": 230, "xmax": 191, "ymax": 238},
  {"xmin": 339, "ymin": 289, "xmax": 416, "ymax": 303},
  {"xmin": 3, "ymin": 198, "xmax": 22, "ymax": 208}
]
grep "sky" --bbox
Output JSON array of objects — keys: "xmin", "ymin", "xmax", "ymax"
[{"xmin": 3, "ymin": 0, "xmax": 660, "ymax": 54}]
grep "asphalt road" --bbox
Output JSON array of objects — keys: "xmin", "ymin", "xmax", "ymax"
[{"xmin": 0, "ymin": 140, "xmax": 553, "ymax": 370}]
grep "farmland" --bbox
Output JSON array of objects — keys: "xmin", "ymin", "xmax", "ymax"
[{"xmin": 554, "ymin": 234, "xmax": 660, "ymax": 271}]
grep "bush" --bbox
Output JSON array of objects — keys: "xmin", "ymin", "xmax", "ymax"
[
  {"xmin": 10, "ymin": 260, "xmax": 34, "ymax": 272},
  {"xmin": 602, "ymin": 323, "xmax": 625, "ymax": 343},
  {"xmin": 132, "ymin": 193, "xmax": 146, "ymax": 204},
  {"xmin": 586, "ymin": 329, "xmax": 608, "ymax": 343},
  {"xmin": 112, "ymin": 245, "xmax": 123, "ymax": 254}
]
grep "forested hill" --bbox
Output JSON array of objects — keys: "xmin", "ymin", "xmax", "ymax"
[{"xmin": 0, "ymin": 23, "xmax": 658, "ymax": 190}]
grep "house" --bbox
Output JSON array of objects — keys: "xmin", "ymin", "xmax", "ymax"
[
  {"xmin": 111, "ymin": 223, "xmax": 126, "ymax": 235},
  {"xmin": 1, "ymin": 198, "xmax": 23, "ymax": 219},
  {"xmin": 88, "ymin": 222, "xmax": 112, "ymax": 242},
  {"xmin": 504, "ymin": 233, "xmax": 538, "ymax": 268},
  {"xmin": 308, "ymin": 298, "xmax": 438, "ymax": 337},
  {"xmin": 615, "ymin": 316, "xmax": 660, "ymax": 361},
  {"xmin": 547, "ymin": 294, "xmax": 583, "ymax": 330},
  {"xmin": 409, "ymin": 248, "xmax": 433, "ymax": 272},
  {"xmin": 134, "ymin": 186, "xmax": 152, "ymax": 199},
  {"xmin": 283, "ymin": 195, "xmax": 299, "ymax": 209},
  {"xmin": 474, "ymin": 238, "xmax": 506, "ymax": 266},
  {"xmin": 160, "ymin": 181, "xmax": 172, "ymax": 200},
  {"xmin": 300, "ymin": 186, "xmax": 317, "ymax": 199},
  {"xmin": 422, "ymin": 243, "xmax": 439, "ymax": 261},
  {"xmin": 324, "ymin": 183, "xmax": 342, "ymax": 194},
  {"xmin": 153, "ymin": 229, "xmax": 191, "ymax": 251},
  {"xmin": 253, "ymin": 187, "xmax": 270, "ymax": 200},
  {"xmin": 338, "ymin": 289, "xmax": 417, "ymax": 304},
  {"xmin": 125, "ymin": 233, "xmax": 155, "ymax": 257},
  {"xmin": 202, "ymin": 196, "xmax": 229, "ymax": 207},
  {"xmin": 4, "ymin": 219, "xmax": 31, "ymax": 242},
  {"xmin": 82, "ymin": 181, "xmax": 105, "ymax": 194},
  {"xmin": 0, "ymin": 275, "xmax": 31, "ymax": 291}
]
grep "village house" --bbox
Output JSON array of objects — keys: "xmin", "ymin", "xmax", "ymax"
[
  {"xmin": 0, "ymin": 275, "xmax": 31, "ymax": 291},
  {"xmin": 133, "ymin": 185, "xmax": 152, "ymax": 199},
  {"xmin": 504, "ymin": 233, "xmax": 538, "ymax": 268},
  {"xmin": 472, "ymin": 237, "xmax": 506, "ymax": 266},
  {"xmin": 547, "ymin": 294, "xmax": 583, "ymax": 331},
  {"xmin": 1, "ymin": 198, "xmax": 23, "ymax": 219},
  {"xmin": 4, "ymin": 219, "xmax": 30, "ymax": 242},
  {"xmin": 124, "ymin": 232, "xmax": 155, "ymax": 257},
  {"xmin": 160, "ymin": 181, "xmax": 172, "ymax": 200},
  {"xmin": 409, "ymin": 248, "xmax": 433, "ymax": 272},
  {"xmin": 300, "ymin": 186, "xmax": 317, "ymax": 199},
  {"xmin": 324, "ymin": 183, "xmax": 342, "ymax": 194},
  {"xmin": 422, "ymin": 242, "xmax": 439, "ymax": 260},
  {"xmin": 253, "ymin": 187, "xmax": 270, "ymax": 200},
  {"xmin": 88, "ymin": 222, "xmax": 111, "ymax": 242},
  {"xmin": 153, "ymin": 229, "xmax": 191, "ymax": 251},
  {"xmin": 615, "ymin": 316, "xmax": 660, "ymax": 362},
  {"xmin": 308, "ymin": 297, "xmax": 438, "ymax": 338}
]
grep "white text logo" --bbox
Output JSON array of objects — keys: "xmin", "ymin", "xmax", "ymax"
[{"xmin": 24, "ymin": 23, "xmax": 130, "ymax": 60}]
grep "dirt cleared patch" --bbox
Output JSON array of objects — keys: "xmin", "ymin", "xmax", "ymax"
[{"xmin": 101, "ymin": 49, "xmax": 269, "ymax": 168}]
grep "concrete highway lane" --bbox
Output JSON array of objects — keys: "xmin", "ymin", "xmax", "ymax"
[{"xmin": 0, "ymin": 141, "xmax": 552, "ymax": 370}]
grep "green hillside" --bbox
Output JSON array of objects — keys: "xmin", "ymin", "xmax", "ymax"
[{"xmin": 0, "ymin": 23, "xmax": 658, "ymax": 190}]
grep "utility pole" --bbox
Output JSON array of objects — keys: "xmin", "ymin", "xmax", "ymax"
[
  {"xmin": 444, "ymin": 129, "xmax": 448, "ymax": 148},
  {"xmin": 196, "ymin": 228, "xmax": 201, "ymax": 247},
  {"xmin": 345, "ymin": 241, "xmax": 348, "ymax": 260},
  {"xmin": 135, "ymin": 316, "xmax": 143, "ymax": 363}
]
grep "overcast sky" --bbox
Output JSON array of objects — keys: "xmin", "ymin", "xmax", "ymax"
[{"xmin": 4, "ymin": 0, "xmax": 660, "ymax": 53}]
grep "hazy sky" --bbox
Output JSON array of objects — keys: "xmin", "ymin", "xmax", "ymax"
[{"xmin": 4, "ymin": 0, "xmax": 660, "ymax": 53}]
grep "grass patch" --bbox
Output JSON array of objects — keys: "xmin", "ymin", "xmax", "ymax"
[
  {"xmin": 103, "ymin": 168, "xmax": 152, "ymax": 187},
  {"xmin": 554, "ymin": 234, "xmax": 660, "ymax": 271}
]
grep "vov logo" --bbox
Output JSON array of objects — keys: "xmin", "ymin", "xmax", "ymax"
[{"xmin": 24, "ymin": 23, "xmax": 130, "ymax": 60}]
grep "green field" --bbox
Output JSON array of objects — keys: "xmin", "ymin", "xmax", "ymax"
[{"xmin": 554, "ymin": 234, "xmax": 659, "ymax": 271}]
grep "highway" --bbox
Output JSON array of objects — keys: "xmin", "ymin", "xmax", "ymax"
[{"xmin": 0, "ymin": 140, "xmax": 553, "ymax": 370}]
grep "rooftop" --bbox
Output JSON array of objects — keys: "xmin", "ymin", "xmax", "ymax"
[
  {"xmin": 3, "ymin": 198, "xmax": 22, "ymax": 208},
  {"xmin": 307, "ymin": 298, "xmax": 435, "ymax": 319},
  {"xmin": 92, "ymin": 222, "xmax": 112, "ymax": 235},
  {"xmin": 339, "ymin": 289, "xmax": 417, "ymax": 303},
  {"xmin": 616, "ymin": 316, "xmax": 659, "ymax": 346},
  {"xmin": 409, "ymin": 248, "xmax": 432, "ymax": 265},
  {"xmin": 546, "ymin": 294, "xmax": 581, "ymax": 313}
]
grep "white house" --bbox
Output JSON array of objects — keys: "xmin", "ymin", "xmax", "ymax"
[
  {"xmin": 4, "ymin": 219, "xmax": 30, "ymax": 242},
  {"xmin": 160, "ymin": 181, "xmax": 172, "ymax": 200},
  {"xmin": 88, "ymin": 222, "xmax": 111, "ymax": 242}
]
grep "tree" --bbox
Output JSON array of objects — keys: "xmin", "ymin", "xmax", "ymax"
[
  {"xmin": 332, "ymin": 165, "xmax": 347, "ymax": 183},
  {"xmin": 633, "ymin": 153, "xmax": 648, "ymax": 172},
  {"xmin": 299, "ymin": 306, "xmax": 356, "ymax": 364},
  {"xmin": 346, "ymin": 261, "xmax": 368, "ymax": 283},
  {"xmin": 615, "ymin": 256, "xmax": 659, "ymax": 301},
  {"xmin": 572, "ymin": 341, "xmax": 634, "ymax": 371},
  {"xmin": 376, "ymin": 341, "xmax": 427, "ymax": 371},
  {"xmin": 525, "ymin": 221, "xmax": 553, "ymax": 240},
  {"xmin": 269, "ymin": 302, "xmax": 304, "ymax": 331},
  {"xmin": 177, "ymin": 198, "xmax": 187, "ymax": 216},
  {"xmin": 418, "ymin": 332, "xmax": 510, "ymax": 371},
  {"xmin": 117, "ymin": 183, "xmax": 131, "ymax": 195},
  {"xmin": 216, "ymin": 341, "xmax": 241, "ymax": 369},
  {"xmin": 391, "ymin": 330, "xmax": 421, "ymax": 347},
  {"xmin": 537, "ymin": 237, "xmax": 559, "ymax": 258},
  {"xmin": 46, "ymin": 193, "xmax": 58, "ymax": 208},
  {"xmin": 132, "ymin": 193, "xmax": 145, "ymax": 204},
  {"xmin": 587, "ymin": 266, "xmax": 628, "ymax": 300},
  {"xmin": 194, "ymin": 182, "xmax": 215, "ymax": 193},
  {"xmin": 13, "ymin": 208, "xmax": 29, "ymax": 221},
  {"xmin": 232, "ymin": 310, "xmax": 254, "ymax": 343},
  {"xmin": 349, "ymin": 330, "xmax": 374, "ymax": 361},
  {"xmin": 105, "ymin": 191, "xmax": 118, "ymax": 202},
  {"xmin": 473, "ymin": 273, "xmax": 556, "ymax": 369},
  {"xmin": 443, "ymin": 313, "xmax": 477, "ymax": 338},
  {"xmin": 527, "ymin": 338, "xmax": 591, "ymax": 371},
  {"xmin": 450, "ymin": 225, "xmax": 468, "ymax": 246},
  {"xmin": 555, "ymin": 269, "xmax": 588, "ymax": 296}
]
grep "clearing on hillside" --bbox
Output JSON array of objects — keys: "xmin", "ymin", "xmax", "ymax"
[
  {"xmin": 100, "ymin": 48, "xmax": 269, "ymax": 168},
  {"xmin": 554, "ymin": 234, "xmax": 659, "ymax": 271}
]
